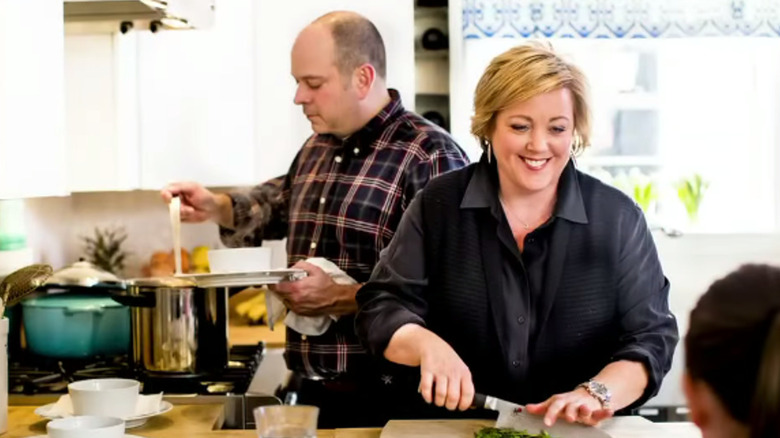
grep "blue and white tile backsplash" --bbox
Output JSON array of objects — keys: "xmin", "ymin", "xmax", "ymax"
[{"xmin": 462, "ymin": 0, "xmax": 780, "ymax": 39}]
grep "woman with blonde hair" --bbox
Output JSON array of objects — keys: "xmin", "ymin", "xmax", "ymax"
[
  {"xmin": 684, "ymin": 264, "xmax": 780, "ymax": 438},
  {"xmin": 355, "ymin": 42, "xmax": 678, "ymax": 425}
]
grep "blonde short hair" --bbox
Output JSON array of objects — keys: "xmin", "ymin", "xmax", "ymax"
[{"xmin": 470, "ymin": 42, "xmax": 591, "ymax": 156}]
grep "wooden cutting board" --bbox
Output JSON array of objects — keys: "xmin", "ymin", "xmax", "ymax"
[
  {"xmin": 379, "ymin": 417, "xmax": 698, "ymax": 438},
  {"xmin": 379, "ymin": 419, "xmax": 493, "ymax": 438}
]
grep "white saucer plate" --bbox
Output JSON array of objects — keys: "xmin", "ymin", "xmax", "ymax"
[
  {"xmin": 34, "ymin": 401, "xmax": 173, "ymax": 429},
  {"xmin": 175, "ymin": 268, "xmax": 307, "ymax": 287}
]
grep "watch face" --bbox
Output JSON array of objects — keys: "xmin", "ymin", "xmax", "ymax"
[
  {"xmin": 591, "ymin": 381, "xmax": 608, "ymax": 395},
  {"xmin": 589, "ymin": 381, "xmax": 611, "ymax": 403}
]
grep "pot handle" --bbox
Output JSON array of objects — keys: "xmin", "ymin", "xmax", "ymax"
[
  {"xmin": 63, "ymin": 306, "xmax": 105, "ymax": 315},
  {"xmin": 109, "ymin": 291, "xmax": 156, "ymax": 308}
]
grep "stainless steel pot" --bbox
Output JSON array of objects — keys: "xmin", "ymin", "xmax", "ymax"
[{"xmin": 113, "ymin": 277, "xmax": 229, "ymax": 374}]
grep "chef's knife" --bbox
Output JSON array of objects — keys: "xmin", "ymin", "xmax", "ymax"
[
  {"xmin": 472, "ymin": 392, "xmax": 523, "ymax": 413},
  {"xmin": 472, "ymin": 393, "xmax": 611, "ymax": 437}
]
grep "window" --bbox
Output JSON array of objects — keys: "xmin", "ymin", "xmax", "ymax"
[{"xmin": 552, "ymin": 38, "xmax": 780, "ymax": 234}]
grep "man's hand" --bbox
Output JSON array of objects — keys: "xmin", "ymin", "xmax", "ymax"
[
  {"xmin": 161, "ymin": 182, "xmax": 232, "ymax": 226},
  {"xmin": 525, "ymin": 388, "xmax": 614, "ymax": 427},
  {"xmin": 273, "ymin": 261, "xmax": 360, "ymax": 316}
]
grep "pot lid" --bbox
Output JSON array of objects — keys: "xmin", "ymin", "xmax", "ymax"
[
  {"xmin": 126, "ymin": 276, "xmax": 196, "ymax": 288},
  {"xmin": 21, "ymin": 294, "xmax": 124, "ymax": 309},
  {"xmin": 44, "ymin": 260, "xmax": 125, "ymax": 288}
]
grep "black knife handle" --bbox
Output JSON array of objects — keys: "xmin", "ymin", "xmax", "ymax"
[{"xmin": 471, "ymin": 392, "xmax": 488, "ymax": 409}]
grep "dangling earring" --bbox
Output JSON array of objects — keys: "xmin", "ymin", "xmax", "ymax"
[{"xmin": 487, "ymin": 142, "xmax": 492, "ymax": 164}]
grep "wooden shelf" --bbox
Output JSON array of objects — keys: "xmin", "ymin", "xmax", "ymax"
[
  {"xmin": 416, "ymin": 92, "xmax": 449, "ymax": 99},
  {"xmin": 415, "ymin": 49, "xmax": 449, "ymax": 60},
  {"xmin": 414, "ymin": 6, "xmax": 448, "ymax": 19}
]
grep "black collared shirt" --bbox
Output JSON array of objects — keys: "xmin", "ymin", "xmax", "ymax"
[
  {"xmin": 358, "ymin": 152, "xmax": 678, "ymax": 406},
  {"xmin": 377, "ymin": 156, "xmax": 589, "ymax": 380}
]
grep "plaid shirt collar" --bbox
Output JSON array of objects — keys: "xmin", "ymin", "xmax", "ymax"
[{"xmin": 324, "ymin": 89, "xmax": 404, "ymax": 153}]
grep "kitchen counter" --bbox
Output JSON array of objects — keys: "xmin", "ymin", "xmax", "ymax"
[
  {"xmin": 229, "ymin": 322, "xmax": 285, "ymax": 349},
  {"xmin": 6, "ymin": 405, "xmax": 700, "ymax": 438},
  {"xmin": 5, "ymin": 404, "xmax": 378, "ymax": 437}
]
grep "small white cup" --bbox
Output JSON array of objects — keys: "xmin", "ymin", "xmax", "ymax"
[
  {"xmin": 68, "ymin": 378, "xmax": 140, "ymax": 419},
  {"xmin": 47, "ymin": 415, "xmax": 125, "ymax": 438},
  {"xmin": 208, "ymin": 247, "xmax": 272, "ymax": 274}
]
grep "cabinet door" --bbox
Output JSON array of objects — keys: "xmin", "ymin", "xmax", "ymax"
[
  {"xmin": 253, "ymin": 0, "xmax": 415, "ymax": 182},
  {"xmin": 65, "ymin": 33, "xmax": 140, "ymax": 192},
  {"xmin": 137, "ymin": 0, "xmax": 256, "ymax": 189},
  {"xmin": 0, "ymin": 1, "xmax": 67, "ymax": 198}
]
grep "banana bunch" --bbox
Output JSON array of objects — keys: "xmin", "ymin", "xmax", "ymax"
[{"xmin": 235, "ymin": 289, "xmax": 268, "ymax": 323}]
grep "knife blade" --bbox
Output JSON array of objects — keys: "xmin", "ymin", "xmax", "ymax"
[
  {"xmin": 471, "ymin": 393, "xmax": 611, "ymax": 437},
  {"xmin": 472, "ymin": 392, "xmax": 523, "ymax": 413}
]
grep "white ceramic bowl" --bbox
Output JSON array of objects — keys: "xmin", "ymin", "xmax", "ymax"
[
  {"xmin": 208, "ymin": 247, "xmax": 272, "ymax": 274},
  {"xmin": 47, "ymin": 415, "xmax": 125, "ymax": 438},
  {"xmin": 68, "ymin": 378, "xmax": 140, "ymax": 418}
]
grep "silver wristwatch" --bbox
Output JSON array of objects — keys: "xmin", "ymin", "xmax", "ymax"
[{"xmin": 578, "ymin": 379, "xmax": 611, "ymax": 409}]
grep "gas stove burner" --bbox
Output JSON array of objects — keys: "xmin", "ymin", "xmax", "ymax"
[
  {"xmin": 9, "ymin": 367, "xmax": 67, "ymax": 394},
  {"xmin": 8, "ymin": 342, "xmax": 265, "ymax": 396}
]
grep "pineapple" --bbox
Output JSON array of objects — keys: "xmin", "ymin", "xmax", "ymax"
[{"xmin": 81, "ymin": 226, "xmax": 130, "ymax": 276}]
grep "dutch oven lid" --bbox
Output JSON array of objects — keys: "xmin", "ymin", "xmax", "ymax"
[
  {"xmin": 44, "ymin": 260, "xmax": 125, "ymax": 289},
  {"xmin": 126, "ymin": 276, "xmax": 196, "ymax": 288},
  {"xmin": 22, "ymin": 294, "xmax": 124, "ymax": 309}
]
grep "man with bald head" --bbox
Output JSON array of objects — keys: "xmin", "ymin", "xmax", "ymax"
[{"xmin": 162, "ymin": 11, "xmax": 468, "ymax": 427}]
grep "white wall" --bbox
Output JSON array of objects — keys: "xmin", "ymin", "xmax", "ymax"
[
  {"xmin": 22, "ymin": 192, "xmax": 222, "ymax": 277},
  {"xmin": 21, "ymin": 190, "xmax": 292, "ymax": 277},
  {"xmin": 649, "ymin": 233, "xmax": 780, "ymax": 406},
  {"xmin": 254, "ymin": 0, "xmax": 415, "ymax": 183},
  {"xmin": 0, "ymin": 0, "xmax": 68, "ymax": 198}
]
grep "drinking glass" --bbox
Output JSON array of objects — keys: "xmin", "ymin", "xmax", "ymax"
[{"xmin": 254, "ymin": 405, "xmax": 319, "ymax": 438}]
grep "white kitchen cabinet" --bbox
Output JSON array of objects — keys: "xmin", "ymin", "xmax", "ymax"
[
  {"xmin": 136, "ymin": 0, "xmax": 257, "ymax": 190},
  {"xmin": 60, "ymin": 0, "xmax": 415, "ymax": 192},
  {"xmin": 0, "ymin": 0, "xmax": 68, "ymax": 199},
  {"xmin": 64, "ymin": 33, "xmax": 140, "ymax": 192},
  {"xmin": 253, "ymin": 0, "xmax": 415, "ymax": 182}
]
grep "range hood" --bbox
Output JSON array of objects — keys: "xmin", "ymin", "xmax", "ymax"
[{"xmin": 64, "ymin": 0, "xmax": 214, "ymax": 31}]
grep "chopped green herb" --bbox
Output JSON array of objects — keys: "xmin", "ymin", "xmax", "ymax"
[{"xmin": 474, "ymin": 427, "xmax": 555, "ymax": 438}]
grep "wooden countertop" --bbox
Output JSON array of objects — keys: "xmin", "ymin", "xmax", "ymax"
[
  {"xmin": 6, "ymin": 405, "xmax": 699, "ymax": 438},
  {"xmin": 5, "ymin": 404, "xmax": 378, "ymax": 438},
  {"xmin": 229, "ymin": 321, "xmax": 286, "ymax": 349}
]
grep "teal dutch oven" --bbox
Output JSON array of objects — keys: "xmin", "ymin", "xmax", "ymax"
[
  {"xmin": 20, "ymin": 260, "xmax": 129, "ymax": 358},
  {"xmin": 21, "ymin": 294, "xmax": 130, "ymax": 358}
]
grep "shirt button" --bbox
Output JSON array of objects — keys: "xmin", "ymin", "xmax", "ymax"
[
  {"xmin": 353, "ymin": 147, "xmax": 360, "ymax": 155},
  {"xmin": 334, "ymin": 156, "xmax": 343, "ymax": 163},
  {"xmin": 527, "ymin": 238, "xmax": 534, "ymax": 244},
  {"xmin": 517, "ymin": 316, "xmax": 526, "ymax": 325},
  {"xmin": 512, "ymin": 360, "xmax": 520, "ymax": 367},
  {"xmin": 301, "ymin": 335, "xmax": 307, "ymax": 341},
  {"xmin": 319, "ymin": 197, "xmax": 326, "ymax": 204},
  {"xmin": 310, "ymin": 242, "xmax": 317, "ymax": 250}
]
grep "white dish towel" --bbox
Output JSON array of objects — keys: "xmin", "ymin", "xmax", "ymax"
[{"xmin": 266, "ymin": 257, "xmax": 357, "ymax": 336}]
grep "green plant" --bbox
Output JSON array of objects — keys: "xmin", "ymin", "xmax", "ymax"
[
  {"xmin": 632, "ymin": 180, "xmax": 658, "ymax": 213},
  {"xmin": 81, "ymin": 226, "xmax": 129, "ymax": 275},
  {"xmin": 676, "ymin": 173, "xmax": 709, "ymax": 222},
  {"xmin": 611, "ymin": 168, "xmax": 657, "ymax": 213}
]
